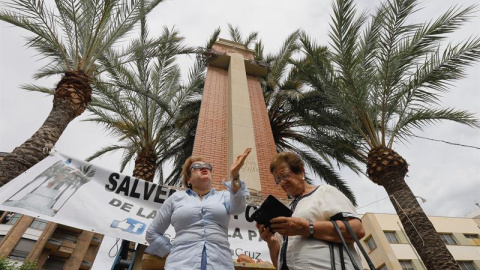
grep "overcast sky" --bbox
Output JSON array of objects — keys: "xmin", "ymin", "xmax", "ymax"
[{"xmin": 1, "ymin": 0, "xmax": 479, "ymax": 268}]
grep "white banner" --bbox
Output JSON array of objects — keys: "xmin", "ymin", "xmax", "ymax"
[{"xmin": 0, "ymin": 152, "xmax": 271, "ymax": 262}]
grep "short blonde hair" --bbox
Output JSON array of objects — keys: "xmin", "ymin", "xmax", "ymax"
[
  {"xmin": 270, "ymin": 152, "xmax": 304, "ymax": 175},
  {"xmin": 181, "ymin": 156, "xmax": 204, "ymax": 187}
]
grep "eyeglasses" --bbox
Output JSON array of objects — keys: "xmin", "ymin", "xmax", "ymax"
[
  {"xmin": 191, "ymin": 163, "xmax": 213, "ymax": 172},
  {"xmin": 274, "ymin": 171, "xmax": 292, "ymax": 185}
]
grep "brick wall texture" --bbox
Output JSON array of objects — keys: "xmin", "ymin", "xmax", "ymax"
[
  {"xmin": 192, "ymin": 66, "xmax": 229, "ymax": 189},
  {"xmin": 247, "ymin": 75, "xmax": 285, "ymax": 199}
]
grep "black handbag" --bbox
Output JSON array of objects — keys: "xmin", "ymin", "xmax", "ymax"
[{"xmin": 330, "ymin": 212, "xmax": 376, "ymax": 270}]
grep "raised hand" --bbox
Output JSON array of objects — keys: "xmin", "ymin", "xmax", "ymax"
[{"xmin": 230, "ymin": 148, "xmax": 252, "ymax": 178}]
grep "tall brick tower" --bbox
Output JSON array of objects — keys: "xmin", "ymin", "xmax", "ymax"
[{"xmin": 193, "ymin": 39, "xmax": 285, "ymax": 199}]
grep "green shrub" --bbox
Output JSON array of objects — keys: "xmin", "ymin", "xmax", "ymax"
[
  {"xmin": 0, "ymin": 257, "xmax": 37, "ymax": 270},
  {"xmin": 18, "ymin": 260, "xmax": 37, "ymax": 270}
]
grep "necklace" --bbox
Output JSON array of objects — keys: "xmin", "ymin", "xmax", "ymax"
[{"xmin": 198, "ymin": 190, "xmax": 210, "ymax": 197}]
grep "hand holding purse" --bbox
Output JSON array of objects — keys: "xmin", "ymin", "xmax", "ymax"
[{"xmin": 245, "ymin": 195, "xmax": 292, "ymax": 229}]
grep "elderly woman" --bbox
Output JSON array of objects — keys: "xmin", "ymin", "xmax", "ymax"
[
  {"xmin": 145, "ymin": 148, "xmax": 252, "ymax": 270},
  {"xmin": 257, "ymin": 152, "xmax": 365, "ymax": 270}
]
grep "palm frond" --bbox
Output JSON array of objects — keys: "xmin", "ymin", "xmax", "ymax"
[
  {"xmin": 85, "ymin": 144, "xmax": 127, "ymax": 162},
  {"xmin": 119, "ymin": 144, "xmax": 138, "ymax": 173},
  {"xmin": 0, "ymin": 0, "xmax": 163, "ymax": 78},
  {"xmin": 254, "ymin": 39, "xmax": 264, "ymax": 61},
  {"xmin": 394, "ymin": 108, "xmax": 479, "ymax": 144},
  {"xmin": 205, "ymin": 27, "xmax": 221, "ymax": 49},
  {"xmin": 21, "ymin": 84, "xmax": 55, "ymax": 95},
  {"xmin": 244, "ymin": 32, "xmax": 259, "ymax": 48},
  {"xmin": 227, "ymin": 23, "xmax": 242, "ymax": 43}
]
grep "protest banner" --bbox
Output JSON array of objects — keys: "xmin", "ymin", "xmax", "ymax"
[{"xmin": 0, "ymin": 151, "xmax": 270, "ymax": 261}]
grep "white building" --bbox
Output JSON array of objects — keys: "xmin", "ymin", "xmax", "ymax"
[{"xmin": 359, "ymin": 213, "xmax": 480, "ymax": 270}]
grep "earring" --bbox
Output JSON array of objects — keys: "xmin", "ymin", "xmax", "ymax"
[{"xmin": 187, "ymin": 183, "xmax": 192, "ymax": 189}]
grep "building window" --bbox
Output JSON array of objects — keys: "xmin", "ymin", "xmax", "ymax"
[
  {"xmin": 8, "ymin": 238, "xmax": 35, "ymax": 261},
  {"xmin": 365, "ymin": 235, "xmax": 377, "ymax": 251},
  {"xmin": 377, "ymin": 264, "xmax": 388, "ymax": 270},
  {"xmin": 384, "ymin": 231, "xmax": 399, "ymax": 244},
  {"xmin": 457, "ymin": 261, "xmax": 477, "ymax": 270},
  {"xmin": 6, "ymin": 213, "xmax": 21, "ymax": 225},
  {"xmin": 440, "ymin": 234, "xmax": 457, "ymax": 245},
  {"xmin": 399, "ymin": 260, "xmax": 415, "ymax": 270},
  {"xmin": 52, "ymin": 229, "xmax": 78, "ymax": 243},
  {"xmin": 464, "ymin": 234, "xmax": 479, "ymax": 239},
  {"xmin": 44, "ymin": 257, "xmax": 66, "ymax": 270},
  {"xmin": 29, "ymin": 218, "xmax": 48, "ymax": 230},
  {"xmin": 464, "ymin": 234, "xmax": 480, "ymax": 246},
  {"xmin": 1, "ymin": 212, "xmax": 12, "ymax": 224}
]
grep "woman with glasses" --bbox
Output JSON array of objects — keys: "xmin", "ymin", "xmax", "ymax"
[
  {"xmin": 256, "ymin": 151, "xmax": 365, "ymax": 270},
  {"xmin": 145, "ymin": 148, "xmax": 252, "ymax": 270}
]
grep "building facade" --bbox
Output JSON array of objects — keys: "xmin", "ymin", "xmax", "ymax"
[
  {"xmin": 0, "ymin": 151, "xmax": 104, "ymax": 269},
  {"xmin": 359, "ymin": 213, "xmax": 480, "ymax": 270},
  {"xmin": 0, "ymin": 211, "xmax": 103, "ymax": 269}
]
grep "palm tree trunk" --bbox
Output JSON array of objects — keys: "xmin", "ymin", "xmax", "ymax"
[
  {"xmin": 0, "ymin": 71, "xmax": 91, "ymax": 187},
  {"xmin": 383, "ymin": 174, "xmax": 459, "ymax": 269},
  {"xmin": 0, "ymin": 100, "xmax": 75, "ymax": 186},
  {"xmin": 368, "ymin": 147, "xmax": 459, "ymax": 269}
]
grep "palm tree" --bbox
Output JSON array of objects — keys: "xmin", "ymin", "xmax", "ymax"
[
  {"xmin": 295, "ymin": 0, "xmax": 480, "ymax": 268},
  {"xmin": 0, "ymin": 0, "xmax": 163, "ymax": 187},
  {"xmin": 55, "ymin": 164, "xmax": 96, "ymax": 211},
  {"xmin": 85, "ymin": 22, "xmax": 199, "ymax": 184},
  {"xmin": 257, "ymin": 31, "xmax": 364, "ymax": 203},
  {"xmin": 7, "ymin": 161, "xmax": 65, "ymax": 199}
]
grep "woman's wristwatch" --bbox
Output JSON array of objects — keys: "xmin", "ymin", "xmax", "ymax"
[
  {"xmin": 309, "ymin": 220, "xmax": 315, "ymax": 237},
  {"xmin": 232, "ymin": 174, "xmax": 241, "ymax": 188}
]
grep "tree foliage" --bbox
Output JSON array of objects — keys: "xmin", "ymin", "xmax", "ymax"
[
  {"xmin": 294, "ymin": 0, "xmax": 479, "ymax": 268},
  {"xmin": 85, "ymin": 18, "xmax": 200, "ymax": 184},
  {"xmin": 0, "ymin": 257, "xmax": 36, "ymax": 270}
]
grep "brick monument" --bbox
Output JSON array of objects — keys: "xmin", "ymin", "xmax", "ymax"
[{"xmin": 193, "ymin": 39, "xmax": 285, "ymax": 199}]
